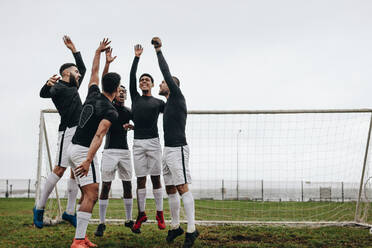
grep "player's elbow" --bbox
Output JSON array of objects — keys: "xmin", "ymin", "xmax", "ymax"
[
  {"xmin": 94, "ymin": 132, "xmax": 105, "ymax": 141},
  {"xmin": 39, "ymin": 92, "xmax": 49, "ymax": 98}
]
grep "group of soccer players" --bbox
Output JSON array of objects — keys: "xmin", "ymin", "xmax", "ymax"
[{"xmin": 34, "ymin": 36, "xmax": 198, "ymax": 248}]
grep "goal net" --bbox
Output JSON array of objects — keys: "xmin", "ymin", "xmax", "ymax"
[{"xmin": 36, "ymin": 109, "xmax": 372, "ymax": 226}]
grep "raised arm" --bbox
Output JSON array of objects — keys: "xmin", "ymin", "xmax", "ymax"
[
  {"xmin": 151, "ymin": 37, "xmax": 181, "ymax": 95},
  {"xmin": 63, "ymin": 35, "xmax": 86, "ymax": 88},
  {"xmin": 39, "ymin": 74, "xmax": 60, "ymax": 98},
  {"xmin": 75, "ymin": 119, "xmax": 112, "ymax": 177},
  {"xmin": 129, "ymin": 44, "xmax": 143, "ymax": 100},
  {"xmin": 89, "ymin": 38, "xmax": 111, "ymax": 89},
  {"xmin": 102, "ymin": 48, "xmax": 117, "ymax": 78}
]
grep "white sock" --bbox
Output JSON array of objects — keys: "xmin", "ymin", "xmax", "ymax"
[
  {"xmin": 123, "ymin": 198, "xmax": 133, "ymax": 221},
  {"xmin": 137, "ymin": 188, "xmax": 146, "ymax": 213},
  {"xmin": 182, "ymin": 191, "xmax": 195, "ymax": 233},
  {"xmin": 66, "ymin": 178, "xmax": 78, "ymax": 215},
  {"xmin": 76, "ymin": 204, "xmax": 80, "ymax": 212},
  {"xmin": 75, "ymin": 211, "xmax": 91, "ymax": 239},
  {"xmin": 153, "ymin": 188, "xmax": 163, "ymax": 211},
  {"xmin": 37, "ymin": 172, "xmax": 60, "ymax": 209},
  {"xmin": 168, "ymin": 193, "xmax": 180, "ymax": 229},
  {"xmin": 99, "ymin": 199, "xmax": 109, "ymax": 224}
]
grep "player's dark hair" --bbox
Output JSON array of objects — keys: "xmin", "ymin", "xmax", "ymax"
[
  {"xmin": 59, "ymin": 63, "xmax": 76, "ymax": 76},
  {"xmin": 102, "ymin": 72, "xmax": 121, "ymax": 94},
  {"xmin": 172, "ymin": 76, "xmax": 180, "ymax": 87},
  {"xmin": 139, "ymin": 73, "xmax": 154, "ymax": 84}
]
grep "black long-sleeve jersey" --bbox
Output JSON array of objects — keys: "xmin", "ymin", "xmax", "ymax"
[
  {"xmin": 104, "ymin": 104, "xmax": 132, "ymax": 149},
  {"xmin": 156, "ymin": 51, "xmax": 187, "ymax": 147},
  {"xmin": 129, "ymin": 56, "xmax": 165, "ymax": 139},
  {"xmin": 39, "ymin": 52, "xmax": 86, "ymax": 131}
]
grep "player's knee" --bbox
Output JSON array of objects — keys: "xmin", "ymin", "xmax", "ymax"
[
  {"xmin": 122, "ymin": 181, "xmax": 132, "ymax": 198},
  {"xmin": 137, "ymin": 177, "xmax": 146, "ymax": 188},
  {"xmin": 100, "ymin": 182, "xmax": 111, "ymax": 199},
  {"xmin": 100, "ymin": 191, "xmax": 109, "ymax": 200},
  {"xmin": 123, "ymin": 191, "xmax": 132, "ymax": 198},
  {"xmin": 85, "ymin": 191, "xmax": 98, "ymax": 203},
  {"xmin": 53, "ymin": 166, "xmax": 66, "ymax": 177},
  {"xmin": 151, "ymin": 175, "xmax": 161, "ymax": 189},
  {"xmin": 166, "ymin": 185, "xmax": 177, "ymax": 194},
  {"xmin": 102, "ymin": 182, "xmax": 112, "ymax": 192},
  {"xmin": 176, "ymin": 184, "xmax": 189, "ymax": 195}
]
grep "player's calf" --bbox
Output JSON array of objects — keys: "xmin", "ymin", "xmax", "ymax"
[{"xmin": 123, "ymin": 180, "xmax": 133, "ymax": 228}]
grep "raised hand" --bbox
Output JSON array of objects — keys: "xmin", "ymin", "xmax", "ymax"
[
  {"xmin": 97, "ymin": 38, "xmax": 111, "ymax": 53},
  {"xmin": 105, "ymin": 48, "xmax": 117, "ymax": 64},
  {"xmin": 75, "ymin": 159, "xmax": 90, "ymax": 177},
  {"xmin": 151, "ymin": 37, "xmax": 162, "ymax": 49},
  {"xmin": 134, "ymin": 44, "xmax": 143, "ymax": 57},
  {"xmin": 63, "ymin": 35, "xmax": 77, "ymax": 53},
  {"xmin": 47, "ymin": 74, "xmax": 60, "ymax": 86}
]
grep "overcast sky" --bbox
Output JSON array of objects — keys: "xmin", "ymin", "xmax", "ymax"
[{"xmin": 1, "ymin": 0, "xmax": 372, "ymax": 179}]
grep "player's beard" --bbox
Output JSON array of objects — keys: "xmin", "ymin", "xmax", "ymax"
[
  {"xmin": 69, "ymin": 74, "xmax": 78, "ymax": 87},
  {"xmin": 159, "ymin": 89, "xmax": 169, "ymax": 97}
]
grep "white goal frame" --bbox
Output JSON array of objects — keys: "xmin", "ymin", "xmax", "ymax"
[{"xmin": 36, "ymin": 108, "xmax": 372, "ymax": 228}]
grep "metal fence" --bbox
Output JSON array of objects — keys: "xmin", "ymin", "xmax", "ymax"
[{"xmin": 0, "ymin": 178, "xmax": 363, "ymax": 202}]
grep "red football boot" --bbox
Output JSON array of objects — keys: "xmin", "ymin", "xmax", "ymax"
[
  {"xmin": 71, "ymin": 239, "xmax": 88, "ymax": 248},
  {"xmin": 84, "ymin": 236, "xmax": 97, "ymax": 247},
  {"xmin": 131, "ymin": 212, "xmax": 148, "ymax": 233},
  {"xmin": 156, "ymin": 211, "xmax": 166, "ymax": 230}
]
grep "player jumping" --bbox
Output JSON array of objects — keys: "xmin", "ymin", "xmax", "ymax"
[{"xmin": 152, "ymin": 37, "xmax": 199, "ymax": 248}]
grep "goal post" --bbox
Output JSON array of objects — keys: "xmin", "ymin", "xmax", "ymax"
[
  {"xmin": 36, "ymin": 108, "xmax": 372, "ymax": 227},
  {"xmin": 35, "ymin": 110, "xmax": 63, "ymax": 225}
]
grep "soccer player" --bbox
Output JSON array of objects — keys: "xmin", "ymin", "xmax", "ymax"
[
  {"xmin": 68, "ymin": 38, "xmax": 120, "ymax": 248},
  {"xmin": 152, "ymin": 37, "xmax": 199, "ymax": 248},
  {"xmin": 94, "ymin": 49, "xmax": 134, "ymax": 237},
  {"xmin": 129, "ymin": 44, "xmax": 166, "ymax": 233},
  {"xmin": 35, "ymin": 35, "xmax": 86, "ymax": 228}
]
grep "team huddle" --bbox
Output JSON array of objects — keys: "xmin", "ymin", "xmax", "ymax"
[{"xmin": 34, "ymin": 36, "xmax": 198, "ymax": 248}]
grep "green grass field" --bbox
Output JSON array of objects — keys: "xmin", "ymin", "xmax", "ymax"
[{"xmin": 1, "ymin": 198, "xmax": 372, "ymax": 247}]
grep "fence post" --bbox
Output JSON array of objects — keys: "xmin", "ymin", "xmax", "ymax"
[
  {"xmin": 301, "ymin": 180, "xmax": 304, "ymax": 202},
  {"xmin": 9, "ymin": 185, "xmax": 12, "ymax": 197},
  {"xmin": 28, "ymin": 179, "xmax": 31, "ymax": 198},
  {"xmin": 341, "ymin": 182, "xmax": 344, "ymax": 203},
  {"xmin": 221, "ymin": 179, "xmax": 225, "ymax": 200},
  {"xmin": 261, "ymin": 180, "xmax": 264, "ymax": 201},
  {"xmin": 5, "ymin": 180, "xmax": 9, "ymax": 198}
]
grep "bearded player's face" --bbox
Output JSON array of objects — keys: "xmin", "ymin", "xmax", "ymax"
[
  {"xmin": 159, "ymin": 80, "xmax": 169, "ymax": 96},
  {"xmin": 68, "ymin": 66, "xmax": 81, "ymax": 87}
]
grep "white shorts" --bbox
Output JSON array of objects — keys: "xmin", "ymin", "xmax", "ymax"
[
  {"xmin": 54, "ymin": 126, "xmax": 77, "ymax": 168},
  {"xmin": 67, "ymin": 144, "xmax": 101, "ymax": 187},
  {"xmin": 133, "ymin": 138, "xmax": 162, "ymax": 177},
  {"xmin": 101, "ymin": 149, "xmax": 132, "ymax": 182},
  {"xmin": 163, "ymin": 145, "xmax": 192, "ymax": 186}
]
